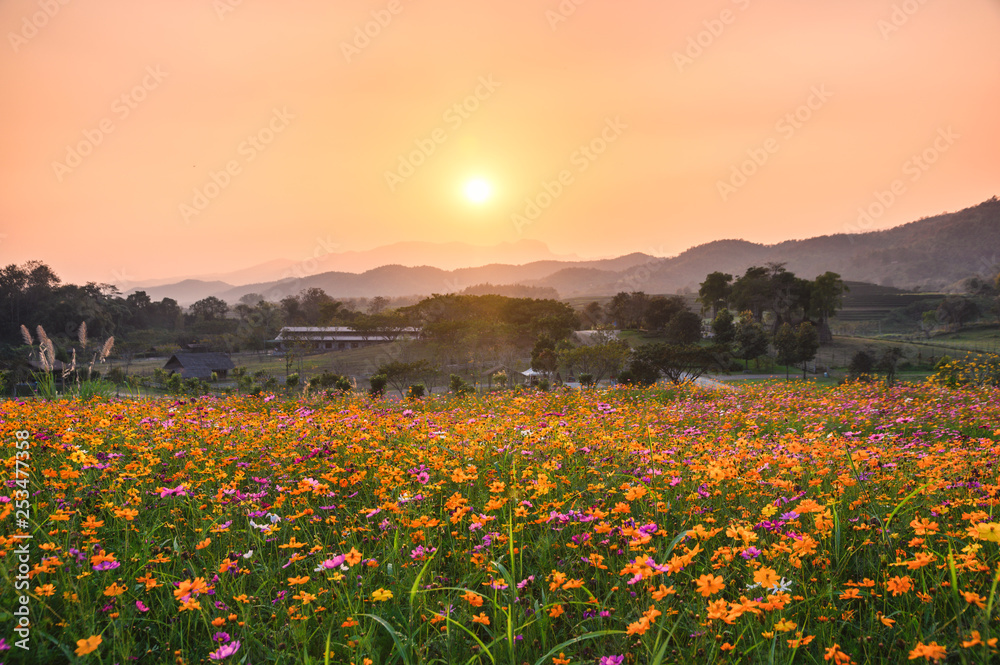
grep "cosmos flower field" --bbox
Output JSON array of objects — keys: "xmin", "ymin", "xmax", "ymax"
[{"xmin": 2, "ymin": 382, "xmax": 999, "ymax": 664}]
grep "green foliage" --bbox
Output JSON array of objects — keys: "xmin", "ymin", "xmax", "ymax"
[
  {"xmin": 876, "ymin": 346, "xmax": 905, "ymax": 387},
  {"xmin": 578, "ymin": 372, "xmax": 594, "ymax": 387},
  {"xmin": 697, "ymin": 271, "xmax": 733, "ymax": 315},
  {"xmin": 31, "ymin": 370, "xmax": 57, "ymax": 400},
  {"xmin": 848, "ymin": 350, "xmax": 876, "ymax": 381},
  {"xmin": 106, "ymin": 366, "xmax": 127, "ymax": 385},
  {"xmin": 285, "ymin": 373, "xmax": 300, "ymax": 388},
  {"xmin": 930, "ymin": 353, "xmax": 1000, "ymax": 387},
  {"xmin": 448, "ymin": 373, "xmax": 474, "ymax": 395},
  {"xmin": 733, "ymin": 313, "xmax": 769, "ymax": 369},
  {"xmin": 772, "ymin": 322, "xmax": 798, "ymax": 379},
  {"xmin": 620, "ymin": 355, "xmax": 660, "ymax": 386},
  {"xmin": 369, "ymin": 374, "xmax": 387, "ymax": 397},
  {"xmin": 530, "ymin": 336, "xmax": 558, "ymax": 374},
  {"xmin": 631, "ymin": 343, "xmax": 726, "ymax": 385},
  {"xmin": 711, "ymin": 308, "xmax": 735, "ymax": 346},
  {"xmin": 75, "ymin": 379, "xmax": 115, "ymax": 400},
  {"xmin": 794, "ymin": 321, "xmax": 820, "ymax": 379},
  {"xmin": 664, "ymin": 309, "xmax": 702, "ymax": 345},
  {"xmin": 558, "ymin": 337, "xmax": 630, "ymax": 384},
  {"xmin": 406, "ymin": 383, "xmax": 426, "ymax": 399},
  {"xmin": 377, "ymin": 360, "xmax": 435, "ymax": 397}
]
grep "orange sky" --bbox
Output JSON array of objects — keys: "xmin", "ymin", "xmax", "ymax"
[{"xmin": 2, "ymin": 0, "xmax": 999, "ymax": 286}]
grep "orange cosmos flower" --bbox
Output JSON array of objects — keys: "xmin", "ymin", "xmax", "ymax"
[
  {"xmin": 753, "ymin": 567, "xmax": 779, "ymax": 589},
  {"xmin": 81, "ymin": 515, "xmax": 105, "ymax": 530},
  {"xmin": 462, "ymin": 591, "xmax": 484, "ymax": 607},
  {"xmin": 694, "ymin": 574, "xmax": 725, "ymax": 597},
  {"xmin": 103, "ymin": 582, "xmax": 127, "ymax": 597},
  {"xmin": 886, "ymin": 576, "xmax": 913, "ymax": 596},
  {"xmin": 471, "ymin": 612, "xmax": 490, "ymax": 625},
  {"xmin": 908, "ymin": 641, "xmax": 947, "ymax": 662},
  {"xmin": 823, "ymin": 643, "xmax": 853, "ymax": 664},
  {"xmin": 651, "ymin": 584, "xmax": 675, "ymax": 600},
  {"xmin": 114, "ymin": 507, "xmax": 139, "ymax": 521},
  {"xmin": 345, "ymin": 548, "xmax": 363, "ymax": 566},
  {"xmin": 75, "ymin": 635, "xmax": 102, "ymax": 656}
]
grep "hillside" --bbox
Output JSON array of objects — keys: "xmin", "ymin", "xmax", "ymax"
[{"xmin": 142, "ymin": 197, "xmax": 999, "ymax": 304}]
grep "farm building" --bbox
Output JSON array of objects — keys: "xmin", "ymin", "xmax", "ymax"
[
  {"xmin": 162, "ymin": 352, "xmax": 235, "ymax": 380},
  {"xmin": 271, "ymin": 326, "xmax": 419, "ymax": 352}
]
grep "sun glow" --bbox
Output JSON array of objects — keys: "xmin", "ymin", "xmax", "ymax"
[{"xmin": 464, "ymin": 178, "xmax": 492, "ymax": 204}]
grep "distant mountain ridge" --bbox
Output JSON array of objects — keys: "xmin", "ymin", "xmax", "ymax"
[{"xmin": 134, "ymin": 197, "xmax": 1000, "ymax": 305}]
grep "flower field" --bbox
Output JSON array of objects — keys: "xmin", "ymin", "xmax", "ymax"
[{"xmin": 2, "ymin": 382, "xmax": 1000, "ymax": 664}]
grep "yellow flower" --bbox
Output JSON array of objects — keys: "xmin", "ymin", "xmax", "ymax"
[
  {"xmin": 774, "ymin": 619, "xmax": 797, "ymax": 633},
  {"xmin": 75, "ymin": 635, "xmax": 102, "ymax": 656},
  {"xmin": 975, "ymin": 522, "xmax": 1000, "ymax": 543},
  {"xmin": 371, "ymin": 588, "xmax": 393, "ymax": 602}
]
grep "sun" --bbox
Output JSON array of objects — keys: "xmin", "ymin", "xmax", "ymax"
[{"xmin": 463, "ymin": 178, "xmax": 492, "ymax": 204}]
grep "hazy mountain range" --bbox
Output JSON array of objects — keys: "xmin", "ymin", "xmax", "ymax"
[{"xmin": 128, "ymin": 197, "xmax": 1000, "ymax": 305}]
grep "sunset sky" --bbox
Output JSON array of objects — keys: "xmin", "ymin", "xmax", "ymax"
[{"xmin": 2, "ymin": 0, "xmax": 999, "ymax": 286}]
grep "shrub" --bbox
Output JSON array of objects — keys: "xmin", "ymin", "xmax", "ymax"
[
  {"xmin": 407, "ymin": 384, "xmax": 426, "ymax": 399},
  {"xmin": 449, "ymin": 374, "xmax": 474, "ymax": 396},
  {"xmin": 369, "ymin": 374, "xmax": 387, "ymax": 398},
  {"xmin": 106, "ymin": 367, "xmax": 127, "ymax": 385}
]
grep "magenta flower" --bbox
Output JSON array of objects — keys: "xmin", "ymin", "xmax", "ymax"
[
  {"xmin": 599, "ymin": 657, "xmax": 624, "ymax": 665},
  {"xmin": 208, "ymin": 640, "xmax": 241, "ymax": 660},
  {"xmin": 135, "ymin": 600, "xmax": 149, "ymax": 612}
]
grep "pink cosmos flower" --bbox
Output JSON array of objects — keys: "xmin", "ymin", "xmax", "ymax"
[{"xmin": 208, "ymin": 640, "xmax": 241, "ymax": 660}]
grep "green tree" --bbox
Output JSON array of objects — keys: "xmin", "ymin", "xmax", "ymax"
[
  {"xmin": 190, "ymin": 296, "xmax": 229, "ymax": 321},
  {"xmin": 772, "ymin": 322, "xmax": 798, "ymax": 380},
  {"xmin": 531, "ymin": 336, "xmax": 558, "ymax": 375},
  {"xmin": 794, "ymin": 322, "xmax": 820, "ymax": 380},
  {"xmin": 697, "ymin": 272, "xmax": 733, "ymax": 318},
  {"xmin": 733, "ymin": 313, "xmax": 768, "ymax": 370},
  {"xmin": 712, "ymin": 309, "xmax": 735, "ymax": 346},
  {"xmin": 558, "ymin": 338, "xmax": 630, "ymax": 384},
  {"xmin": 377, "ymin": 359, "xmax": 432, "ymax": 397},
  {"xmin": 848, "ymin": 350, "xmax": 875, "ymax": 381},
  {"xmin": 810, "ymin": 272, "xmax": 848, "ymax": 344},
  {"xmin": 936, "ymin": 296, "xmax": 979, "ymax": 332},
  {"xmin": 643, "ymin": 296, "xmax": 685, "ymax": 332},
  {"xmin": 608, "ymin": 292, "xmax": 649, "ymax": 330},
  {"xmin": 664, "ymin": 309, "xmax": 702, "ymax": 345},
  {"xmin": 876, "ymin": 346, "xmax": 905, "ymax": 387}
]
